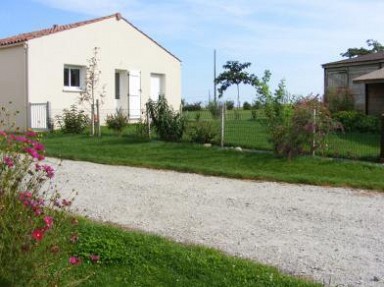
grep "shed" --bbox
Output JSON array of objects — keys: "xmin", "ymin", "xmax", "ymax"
[{"xmin": 322, "ymin": 52, "xmax": 384, "ymax": 115}]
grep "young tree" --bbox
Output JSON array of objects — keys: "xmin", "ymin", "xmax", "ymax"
[
  {"xmin": 79, "ymin": 47, "xmax": 106, "ymax": 136},
  {"xmin": 214, "ymin": 61, "xmax": 253, "ymax": 109},
  {"xmin": 340, "ymin": 39, "xmax": 384, "ymax": 58}
]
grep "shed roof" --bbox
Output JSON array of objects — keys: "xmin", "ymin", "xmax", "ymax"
[
  {"xmin": 353, "ymin": 67, "xmax": 384, "ymax": 83},
  {"xmin": 0, "ymin": 13, "xmax": 180, "ymax": 62},
  {"xmin": 322, "ymin": 51, "xmax": 384, "ymax": 68}
]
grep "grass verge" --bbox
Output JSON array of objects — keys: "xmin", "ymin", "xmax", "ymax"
[{"xmin": 43, "ymin": 131, "xmax": 384, "ymax": 191}]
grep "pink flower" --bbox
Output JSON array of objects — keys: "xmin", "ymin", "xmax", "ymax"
[
  {"xmin": 69, "ymin": 256, "xmax": 81, "ymax": 265},
  {"xmin": 69, "ymin": 233, "xmax": 79, "ymax": 243},
  {"xmin": 15, "ymin": 136, "xmax": 28, "ymax": 143},
  {"xmin": 62, "ymin": 199, "xmax": 72, "ymax": 207},
  {"xmin": 24, "ymin": 147, "xmax": 39, "ymax": 159},
  {"xmin": 42, "ymin": 164, "xmax": 55, "ymax": 179},
  {"xmin": 35, "ymin": 163, "xmax": 42, "ymax": 171},
  {"xmin": 33, "ymin": 142, "xmax": 45, "ymax": 151},
  {"xmin": 26, "ymin": 131, "xmax": 38, "ymax": 138},
  {"xmin": 0, "ymin": 130, "xmax": 7, "ymax": 137},
  {"xmin": 3, "ymin": 156, "xmax": 14, "ymax": 168},
  {"xmin": 32, "ymin": 228, "xmax": 45, "ymax": 241},
  {"xmin": 44, "ymin": 216, "xmax": 54, "ymax": 229},
  {"xmin": 89, "ymin": 254, "xmax": 100, "ymax": 263}
]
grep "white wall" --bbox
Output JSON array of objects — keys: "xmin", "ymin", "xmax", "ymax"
[
  {"xmin": 27, "ymin": 16, "xmax": 181, "ymax": 123},
  {"xmin": 0, "ymin": 44, "xmax": 28, "ymax": 131}
]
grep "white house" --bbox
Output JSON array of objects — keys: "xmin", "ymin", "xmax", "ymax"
[{"xmin": 0, "ymin": 13, "xmax": 181, "ymax": 131}]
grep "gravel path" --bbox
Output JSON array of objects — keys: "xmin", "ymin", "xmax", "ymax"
[{"xmin": 50, "ymin": 158, "xmax": 384, "ymax": 287}]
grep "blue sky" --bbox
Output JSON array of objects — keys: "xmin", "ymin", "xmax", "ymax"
[{"xmin": 1, "ymin": 0, "xmax": 383, "ymax": 105}]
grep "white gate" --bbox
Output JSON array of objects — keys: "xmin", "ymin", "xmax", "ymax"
[
  {"xmin": 128, "ymin": 70, "xmax": 141, "ymax": 120},
  {"xmin": 29, "ymin": 102, "xmax": 51, "ymax": 131}
]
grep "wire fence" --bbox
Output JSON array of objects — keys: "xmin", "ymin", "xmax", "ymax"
[{"xmin": 183, "ymin": 108, "xmax": 381, "ymax": 162}]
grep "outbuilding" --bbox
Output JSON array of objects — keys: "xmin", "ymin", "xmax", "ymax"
[
  {"xmin": 0, "ymin": 13, "xmax": 181, "ymax": 131},
  {"xmin": 322, "ymin": 52, "xmax": 384, "ymax": 115}
]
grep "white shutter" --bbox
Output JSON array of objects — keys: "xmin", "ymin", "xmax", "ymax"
[{"xmin": 128, "ymin": 70, "xmax": 141, "ymax": 119}]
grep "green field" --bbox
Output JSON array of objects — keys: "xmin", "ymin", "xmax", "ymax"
[{"xmin": 183, "ymin": 109, "xmax": 380, "ymax": 161}]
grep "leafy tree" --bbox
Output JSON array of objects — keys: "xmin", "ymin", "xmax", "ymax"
[
  {"xmin": 214, "ymin": 61, "xmax": 253, "ymax": 109},
  {"xmin": 340, "ymin": 39, "xmax": 384, "ymax": 58}
]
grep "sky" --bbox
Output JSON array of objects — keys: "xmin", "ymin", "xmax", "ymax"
[{"xmin": 0, "ymin": 0, "xmax": 383, "ymax": 105}]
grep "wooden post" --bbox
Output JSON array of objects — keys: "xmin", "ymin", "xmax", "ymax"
[
  {"xmin": 91, "ymin": 103, "xmax": 95, "ymax": 136},
  {"xmin": 146, "ymin": 103, "xmax": 151, "ymax": 140},
  {"xmin": 221, "ymin": 103, "xmax": 225, "ymax": 148},
  {"xmin": 46, "ymin": 101, "xmax": 52, "ymax": 131},
  {"xmin": 380, "ymin": 114, "xmax": 384, "ymax": 161}
]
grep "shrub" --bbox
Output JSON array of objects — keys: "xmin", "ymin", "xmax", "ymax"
[
  {"xmin": 182, "ymin": 101, "xmax": 202, "ymax": 112},
  {"xmin": 325, "ymin": 88, "xmax": 355, "ymax": 113},
  {"xmin": 135, "ymin": 119, "xmax": 150, "ymax": 140},
  {"xmin": 333, "ymin": 111, "xmax": 379, "ymax": 133},
  {"xmin": 0, "ymin": 130, "xmax": 79, "ymax": 286},
  {"xmin": 251, "ymin": 109, "xmax": 258, "ymax": 121},
  {"xmin": 56, "ymin": 105, "xmax": 89, "ymax": 134},
  {"xmin": 225, "ymin": 100, "xmax": 235, "ymax": 110},
  {"xmin": 207, "ymin": 101, "xmax": 221, "ymax": 118},
  {"xmin": 185, "ymin": 121, "xmax": 218, "ymax": 144},
  {"xmin": 243, "ymin": 101, "xmax": 251, "ymax": 110},
  {"xmin": 106, "ymin": 109, "xmax": 128, "ymax": 135},
  {"xmin": 146, "ymin": 96, "xmax": 186, "ymax": 142}
]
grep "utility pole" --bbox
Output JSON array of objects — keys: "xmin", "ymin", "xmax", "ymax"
[{"xmin": 213, "ymin": 49, "xmax": 217, "ymax": 104}]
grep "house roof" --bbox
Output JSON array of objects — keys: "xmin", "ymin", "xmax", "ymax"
[
  {"xmin": 322, "ymin": 51, "xmax": 384, "ymax": 68},
  {"xmin": 353, "ymin": 67, "xmax": 384, "ymax": 83},
  {"xmin": 0, "ymin": 13, "xmax": 181, "ymax": 62}
]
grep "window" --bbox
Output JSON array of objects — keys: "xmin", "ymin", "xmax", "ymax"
[
  {"xmin": 115, "ymin": 72, "xmax": 120, "ymax": 99},
  {"xmin": 64, "ymin": 66, "xmax": 83, "ymax": 90}
]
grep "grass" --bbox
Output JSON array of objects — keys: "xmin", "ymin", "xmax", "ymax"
[
  {"xmin": 183, "ymin": 109, "xmax": 381, "ymax": 160},
  {"xmin": 67, "ymin": 219, "xmax": 321, "ymax": 287},
  {"xmin": 43, "ymin": 129, "xmax": 384, "ymax": 191}
]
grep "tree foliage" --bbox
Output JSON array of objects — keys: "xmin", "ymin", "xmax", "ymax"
[
  {"xmin": 214, "ymin": 61, "xmax": 253, "ymax": 109},
  {"xmin": 340, "ymin": 39, "xmax": 384, "ymax": 58}
]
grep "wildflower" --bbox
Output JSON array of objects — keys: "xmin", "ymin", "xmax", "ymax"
[
  {"xmin": 69, "ymin": 256, "xmax": 81, "ymax": 265},
  {"xmin": 33, "ymin": 142, "xmax": 45, "ymax": 151},
  {"xmin": 0, "ymin": 130, "xmax": 7, "ymax": 137},
  {"xmin": 44, "ymin": 216, "xmax": 54, "ymax": 229},
  {"xmin": 32, "ymin": 228, "xmax": 45, "ymax": 241},
  {"xmin": 14, "ymin": 136, "xmax": 28, "ymax": 143},
  {"xmin": 3, "ymin": 156, "xmax": 14, "ymax": 168},
  {"xmin": 89, "ymin": 254, "xmax": 100, "ymax": 263},
  {"xmin": 42, "ymin": 164, "xmax": 55, "ymax": 179},
  {"xmin": 26, "ymin": 131, "xmax": 38, "ymax": 138},
  {"xmin": 24, "ymin": 147, "xmax": 39, "ymax": 160}
]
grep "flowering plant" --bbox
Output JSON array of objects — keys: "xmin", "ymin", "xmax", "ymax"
[{"xmin": 0, "ymin": 129, "xmax": 79, "ymax": 286}]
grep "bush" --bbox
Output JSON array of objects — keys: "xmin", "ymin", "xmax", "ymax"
[
  {"xmin": 146, "ymin": 96, "xmax": 186, "ymax": 142},
  {"xmin": 225, "ymin": 100, "xmax": 235, "ymax": 110},
  {"xmin": 0, "ymin": 130, "xmax": 79, "ymax": 286},
  {"xmin": 207, "ymin": 101, "xmax": 221, "ymax": 118},
  {"xmin": 185, "ymin": 121, "xmax": 218, "ymax": 144},
  {"xmin": 135, "ymin": 119, "xmax": 150, "ymax": 140},
  {"xmin": 333, "ymin": 111, "xmax": 379, "ymax": 133},
  {"xmin": 243, "ymin": 101, "xmax": 251, "ymax": 110},
  {"xmin": 106, "ymin": 109, "xmax": 128, "ymax": 134},
  {"xmin": 325, "ymin": 88, "xmax": 355, "ymax": 113},
  {"xmin": 182, "ymin": 101, "xmax": 202, "ymax": 112},
  {"xmin": 56, "ymin": 105, "xmax": 89, "ymax": 134}
]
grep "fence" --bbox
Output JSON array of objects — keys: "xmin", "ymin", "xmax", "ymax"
[{"xmin": 183, "ymin": 107, "xmax": 381, "ymax": 162}]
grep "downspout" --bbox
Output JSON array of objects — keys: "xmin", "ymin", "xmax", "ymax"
[{"xmin": 23, "ymin": 42, "xmax": 29, "ymax": 130}]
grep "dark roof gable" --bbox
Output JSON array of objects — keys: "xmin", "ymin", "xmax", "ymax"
[
  {"xmin": 0, "ymin": 13, "xmax": 180, "ymax": 62},
  {"xmin": 322, "ymin": 51, "xmax": 384, "ymax": 67}
]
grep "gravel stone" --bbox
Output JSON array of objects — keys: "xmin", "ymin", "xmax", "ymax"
[{"xmin": 49, "ymin": 158, "xmax": 384, "ymax": 287}]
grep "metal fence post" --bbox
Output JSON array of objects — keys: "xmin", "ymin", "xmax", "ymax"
[
  {"xmin": 96, "ymin": 99, "xmax": 101, "ymax": 137},
  {"xmin": 380, "ymin": 114, "xmax": 384, "ymax": 161},
  {"xmin": 312, "ymin": 107, "xmax": 317, "ymax": 156},
  {"xmin": 221, "ymin": 103, "xmax": 225, "ymax": 148}
]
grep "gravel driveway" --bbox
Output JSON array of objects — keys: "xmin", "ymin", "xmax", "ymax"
[{"xmin": 50, "ymin": 158, "xmax": 384, "ymax": 287}]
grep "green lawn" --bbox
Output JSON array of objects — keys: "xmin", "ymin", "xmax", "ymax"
[
  {"xmin": 183, "ymin": 109, "xmax": 381, "ymax": 160},
  {"xmin": 43, "ymin": 130, "xmax": 384, "ymax": 191}
]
